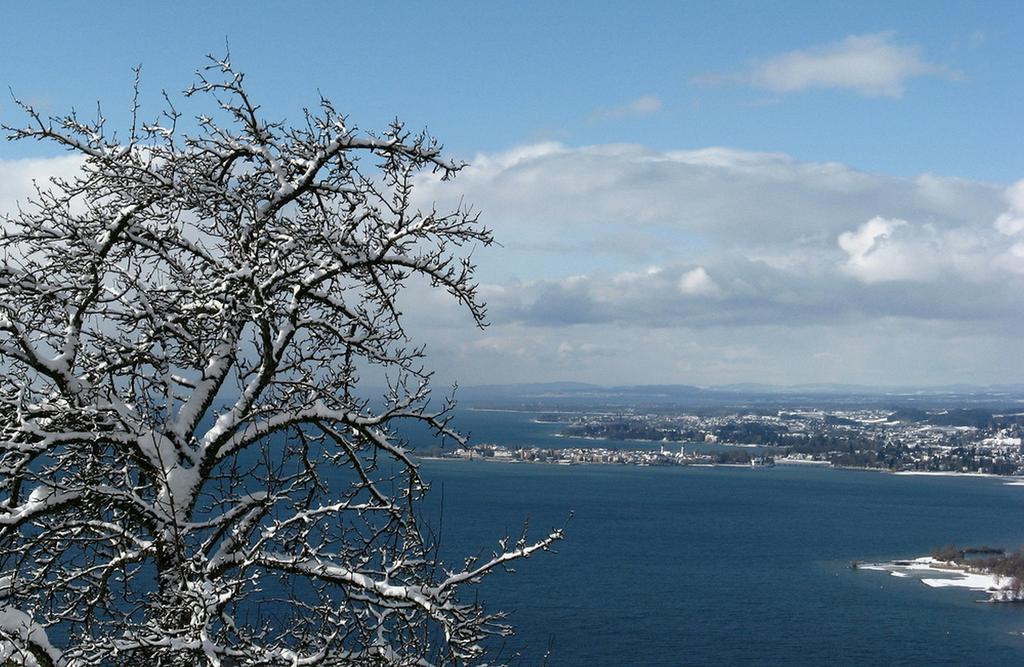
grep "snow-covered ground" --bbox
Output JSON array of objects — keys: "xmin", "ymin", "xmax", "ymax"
[
  {"xmin": 920, "ymin": 571, "xmax": 1007, "ymax": 590},
  {"xmin": 859, "ymin": 556, "xmax": 1021, "ymax": 601}
]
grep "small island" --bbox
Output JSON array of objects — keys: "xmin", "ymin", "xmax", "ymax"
[{"xmin": 858, "ymin": 545, "xmax": 1024, "ymax": 603}]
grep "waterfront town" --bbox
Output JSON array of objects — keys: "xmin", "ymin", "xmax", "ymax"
[{"xmin": 437, "ymin": 407, "xmax": 1024, "ymax": 475}]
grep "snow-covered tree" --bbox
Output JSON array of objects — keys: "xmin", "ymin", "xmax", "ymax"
[{"xmin": 0, "ymin": 57, "xmax": 561, "ymax": 666}]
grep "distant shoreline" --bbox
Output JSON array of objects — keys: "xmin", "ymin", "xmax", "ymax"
[
  {"xmin": 417, "ymin": 456, "xmax": 759, "ymax": 470},
  {"xmin": 417, "ymin": 454, "xmax": 1024, "ymax": 483}
]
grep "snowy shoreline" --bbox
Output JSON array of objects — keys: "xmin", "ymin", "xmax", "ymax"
[
  {"xmin": 774, "ymin": 457, "xmax": 831, "ymax": 466},
  {"xmin": 418, "ymin": 454, "xmax": 1024, "ymax": 484},
  {"xmin": 859, "ymin": 556, "xmax": 1022, "ymax": 602},
  {"xmin": 893, "ymin": 470, "xmax": 1008, "ymax": 479}
]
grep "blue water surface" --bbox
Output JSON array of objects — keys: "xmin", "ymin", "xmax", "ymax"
[{"xmin": 412, "ymin": 410, "xmax": 1024, "ymax": 666}]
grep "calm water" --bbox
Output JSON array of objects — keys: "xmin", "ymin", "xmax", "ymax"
[
  {"xmin": 411, "ymin": 410, "xmax": 1024, "ymax": 665},
  {"xmin": 416, "ymin": 408, "xmax": 764, "ymax": 455}
]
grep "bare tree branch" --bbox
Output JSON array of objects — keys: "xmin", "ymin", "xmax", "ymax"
[{"xmin": 0, "ymin": 56, "xmax": 558, "ymax": 666}]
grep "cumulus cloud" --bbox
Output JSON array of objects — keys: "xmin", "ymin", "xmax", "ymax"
[
  {"xmin": 412, "ymin": 142, "xmax": 1021, "ymax": 339},
  {"xmin": 838, "ymin": 217, "xmax": 917, "ymax": 283},
  {"xmin": 589, "ymin": 95, "xmax": 663, "ymax": 122},
  {"xmin": 837, "ymin": 216, "xmax": 1004, "ymax": 284},
  {"xmin": 994, "ymin": 179, "xmax": 1024, "ymax": 236},
  {"xmin": 6, "ymin": 150, "xmax": 1022, "ymax": 385},
  {"xmin": 480, "ymin": 246, "xmax": 1020, "ymax": 333},
  {"xmin": 0, "ymin": 156, "xmax": 85, "ymax": 216},
  {"xmin": 992, "ymin": 180, "xmax": 1024, "ymax": 274},
  {"xmin": 693, "ymin": 32, "xmax": 960, "ymax": 97},
  {"xmin": 678, "ymin": 267, "xmax": 721, "ymax": 296},
  {"xmin": 417, "ymin": 143, "xmax": 1000, "ymax": 259}
]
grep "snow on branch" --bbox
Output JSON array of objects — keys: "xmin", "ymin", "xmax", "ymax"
[
  {"xmin": 0, "ymin": 55, "xmax": 556, "ymax": 665},
  {"xmin": 0, "ymin": 606, "xmax": 63, "ymax": 667}
]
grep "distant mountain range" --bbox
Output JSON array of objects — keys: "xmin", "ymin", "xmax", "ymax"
[{"xmin": 453, "ymin": 382, "xmax": 1024, "ymax": 409}]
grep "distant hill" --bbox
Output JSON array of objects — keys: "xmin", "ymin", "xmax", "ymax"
[
  {"xmin": 885, "ymin": 407, "xmax": 1022, "ymax": 428},
  {"xmin": 455, "ymin": 382, "xmax": 1024, "ymax": 410}
]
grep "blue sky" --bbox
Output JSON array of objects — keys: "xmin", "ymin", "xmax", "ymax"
[
  {"xmin": 2, "ymin": 2, "xmax": 1022, "ymax": 386},
  {"xmin": 2, "ymin": 2, "xmax": 1020, "ymax": 178}
]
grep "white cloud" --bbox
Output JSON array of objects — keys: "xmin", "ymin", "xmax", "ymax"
[
  {"xmin": 838, "ymin": 216, "xmax": 902, "ymax": 259},
  {"xmin": 6, "ymin": 150, "xmax": 1022, "ymax": 386},
  {"xmin": 415, "ymin": 142, "xmax": 1003, "ymax": 275},
  {"xmin": 1002, "ymin": 242, "xmax": 1024, "ymax": 275},
  {"xmin": 836, "ymin": 216, "xmax": 996, "ymax": 285},
  {"xmin": 838, "ymin": 217, "xmax": 922, "ymax": 283},
  {"xmin": 678, "ymin": 267, "xmax": 721, "ymax": 296},
  {"xmin": 693, "ymin": 32, "xmax": 960, "ymax": 97},
  {"xmin": 412, "ymin": 141, "xmax": 1021, "ymax": 343},
  {"xmin": 0, "ymin": 156, "xmax": 85, "ymax": 217},
  {"xmin": 994, "ymin": 179, "xmax": 1024, "ymax": 236},
  {"xmin": 589, "ymin": 95, "xmax": 663, "ymax": 122}
]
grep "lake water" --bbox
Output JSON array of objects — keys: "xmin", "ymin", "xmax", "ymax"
[{"xmin": 411, "ymin": 410, "xmax": 1024, "ymax": 665}]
